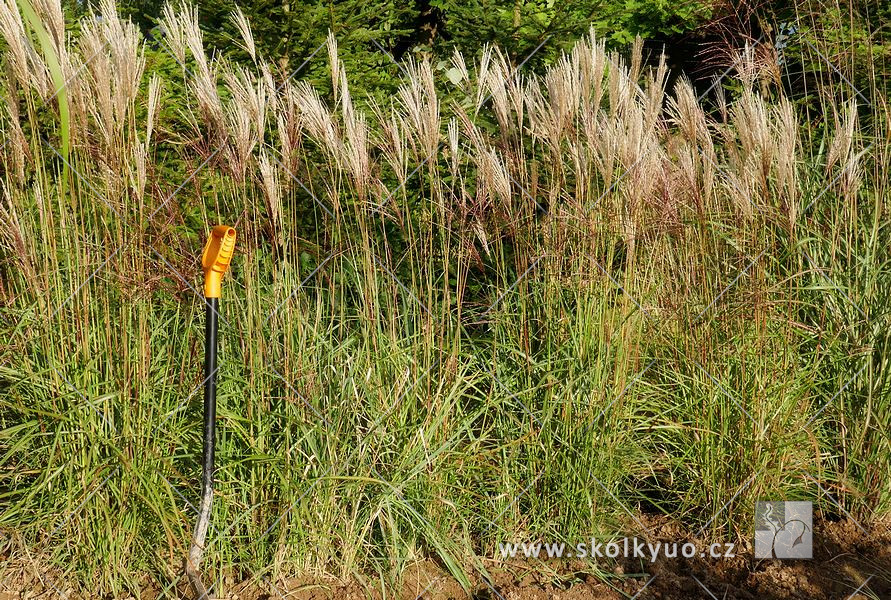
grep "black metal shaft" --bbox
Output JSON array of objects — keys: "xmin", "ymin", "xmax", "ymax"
[{"xmin": 202, "ymin": 298, "xmax": 218, "ymax": 499}]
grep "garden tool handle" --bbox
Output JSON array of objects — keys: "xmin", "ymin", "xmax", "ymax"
[
  {"xmin": 201, "ymin": 226, "xmax": 237, "ymax": 298},
  {"xmin": 186, "ymin": 226, "xmax": 236, "ymax": 598}
]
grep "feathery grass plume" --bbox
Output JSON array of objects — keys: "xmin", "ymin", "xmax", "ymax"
[
  {"xmin": 507, "ymin": 73, "xmax": 525, "ymax": 138},
  {"xmin": 483, "ymin": 47, "xmax": 512, "ymax": 136},
  {"xmin": 471, "ymin": 215, "xmax": 490, "ymax": 257},
  {"xmin": 839, "ymin": 142, "xmax": 864, "ymax": 202},
  {"xmin": 693, "ymin": 120, "xmax": 718, "ymax": 212},
  {"xmin": 669, "ymin": 78, "xmax": 707, "ymax": 144},
  {"xmin": 146, "ymin": 74, "xmax": 161, "ymax": 147},
  {"xmin": 128, "ymin": 140, "xmax": 147, "ymax": 204},
  {"xmin": 0, "ymin": 186, "xmax": 38, "ymax": 287},
  {"xmin": 723, "ymin": 162, "xmax": 756, "ymax": 220},
  {"xmin": 274, "ymin": 111, "xmax": 292, "ymax": 188},
  {"xmin": 773, "ymin": 97, "xmax": 799, "ymax": 220},
  {"xmin": 159, "ymin": 2, "xmax": 186, "ymax": 65},
  {"xmin": 481, "ymin": 47, "xmax": 526, "ymax": 151},
  {"xmin": 258, "ymin": 149, "xmax": 282, "ymax": 245},
  {"xmin": 449, "ymin": 48, "xmax": 469, "ymax": 92},
  {"xmin": 643, "ymin": 53, "xmax": 668, "ymax": 128},
  {"xmin": 98, "ymin": 0, "xmax": 144, "ymax": 127},
  {"xmin": 294, "ymin": 79, "xmax": 341, "ymax": 161},
  {"xmin": 606, "ymin": 51, "xmax": 632, "ymax": 119},
  {"xmin": 397, "ymin": 58, "xmax": 439, "ymax": 160},
  {"xmin": 293, "ymin": 79, "xmax": 343, "ymax": 216},
  {"xmin": 447, "ymin": 117, "xmax": 460, "ymax": 177},
  {"xmin": 587, "ymin": 106, "xmax": 622, "ymax": 192},
  {"xmin": 339, "ymin": 70, "xmax": 370, "ymax": 202},
  {"xmin": 574, "ymin": 37, "xmax": 607, "ymax": 166},
  {"xmin": 0, "ymin": 0, "xmax": 31, "ymax": 89},
  {"xmin": 342, "ymin": 110, "xmax": 372, "ymax": 209},
  {"xmin": 714, "ymin": 77, "xmax": 728, "ymax": 123},
  {"xmin": 31, "ymin": 0, "xmax": 63, "ymax": 50},
  {"xmin": 453, "ymin": 101, "xmax": 487, "ymax": 158},
  {"xmin": 372, "ymin": 102, "xmax": 408, "ymax": 189},
  {"xmin": 218, "ymin": 62, "xmax": 270, "ymax": 180},
  {"xmin": 327, "ymin": 31, "xmax": 339, "ymax": 102},
  {"xmin": 230, "ymin": 5, "xmax": 256, "ymax": 63},
  {"xmin": 524, "ymin": 80, "xmax": 559, "ymax": 157},
  {"xmin": 544, "ymin": 55, "xmax": 582, "ymax": 142},
  {"xmin": 727, "ymin": 83, "xmax": 775, "ymax": 212},
  {"xmin": 79, "ymin": 15, "xmax": 114, "ymax": 148},
  {"xmin": 223, "ymin": 98, "xmax": 255, "ymax": 181},
  {"xmin": 825, "ymin": 100, "xmax": 865, "ymax": 202},
  {"xmin": 62, "ymin": 42, "xmax": 91, "ymax": 148},
  {"xmin": 226, "ymin": 63, "xmax": 268, "ymax": 138},
  {"xmin": 827, "ymin": 99, "xmax": 858, "ymax": 174},
  {"xmin": 275, "ymin": 81, "xmax": 304, "ymax": 177},
  {"xmin": 474, "ymin": 45, "xmax": 495, "ymax": 113},
  {"xmin": 732, "ymin": 90, "xmax": 772, "ymax": 168},
  {"xmin": 17, "ymin": 0, "xmax": 69, "ymax": 192},
  {"xmin": 733, "ymin": 43, "xmax": 761, "ymax": 93},
  {"xmin": 259, "ymin": 60, "xmax": 275, "ymax": 98},
  {"xmin": 577, "ymin": 29, "xmax": 607, "ymax": 106},
  {"xmin": 669, "ymin": 136, "xmax": 698, "ymax": 205},
  {"xmin": 667, "ymin": 78, "xmax": 716, "ymax": 210},
  {"xmin": 478, "ymin": 146, "xmax": 511, "ymax": 211},
  {"xmin": 570, "ymin": 135, "xmax": 607, "ymax": 211},
  {"xmin": 338, "ymin": 66, "xmax": 354, "ymax": 140},
  {"xmin": 1, "ymin": 76, "xmax": 29, "ymax": 183},
  {"xmin": 629, "ymin": 35, "xmax": 644, "ymax": 83},
  {"xmin": 176, "ymin": 3, "xmax": 225, "ymax": 142}
]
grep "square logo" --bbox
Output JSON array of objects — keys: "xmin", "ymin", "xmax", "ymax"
[{"xmin": 754, "ymin": 501, "xmax": 812, "ymax": 559}]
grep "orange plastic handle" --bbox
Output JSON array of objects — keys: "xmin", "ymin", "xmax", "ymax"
[{"xmin": 201, "ymin": 226, "xmax": 236, "ymax": 298}]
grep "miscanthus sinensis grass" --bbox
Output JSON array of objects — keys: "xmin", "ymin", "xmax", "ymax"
[{"xmin": 0, "ymin": 0, "xmax": 888, "ymax": 594}]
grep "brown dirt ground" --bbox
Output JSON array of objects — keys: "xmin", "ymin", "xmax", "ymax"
[{"xmin": 2, "ymin": 515, "xmax": 888, "ymax": 599}]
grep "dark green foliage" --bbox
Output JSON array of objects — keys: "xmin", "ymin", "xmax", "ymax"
[
  {"xmin": 429, "ymin": 0, "xmax": 711, "ymax": 64},
  {"xmin": 100, "ymin": 0, "xmax": 713, "ymax": 93}
]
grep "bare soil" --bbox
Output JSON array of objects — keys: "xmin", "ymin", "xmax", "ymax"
[{"xmin": 2, "ymin": 516, "xmax": 888, "ymax": 599}]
